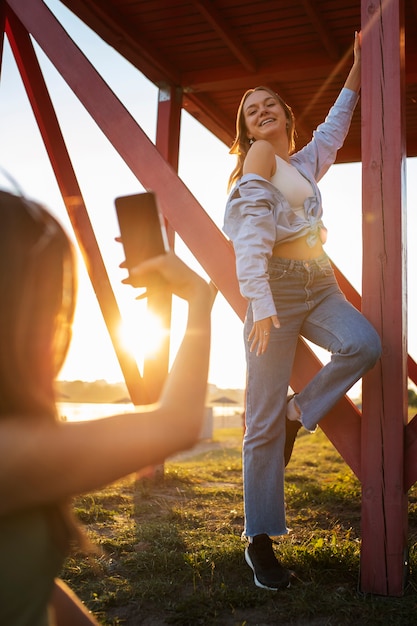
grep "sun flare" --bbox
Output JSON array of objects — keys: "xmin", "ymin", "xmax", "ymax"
[{"xmin": 118, "ymin": 308, "xmax": 167, "ymax": 364}]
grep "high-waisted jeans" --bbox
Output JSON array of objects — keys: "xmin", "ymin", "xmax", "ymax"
[{"xmin": 242, "ymin": 254, "xmax": 381, "ymax": 538}]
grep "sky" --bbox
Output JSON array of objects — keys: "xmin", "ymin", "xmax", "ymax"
[{"xmin": 1, "ymin": 0, "xmax": 416, "ymax": 393}]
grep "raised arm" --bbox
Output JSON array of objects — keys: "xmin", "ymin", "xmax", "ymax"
[
  {"xmin": 344, "ymin": 31, "xmax": 361, "ymax": 93},
  {"xmin": 0, "ymin": 251, "xmax": 213, "ymax": 515}
]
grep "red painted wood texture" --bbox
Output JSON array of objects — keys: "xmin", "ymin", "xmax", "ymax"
[
  {"xmin": 360, "ymin": 0, "xmax": 408, "ymax": 596},
  {"xmin": 56, "ymin": 0, "xmax": 417, "ymax": 161},
  {"xmin": 143, "ymin": 87, "xmax": 182, "ymax": 404}
]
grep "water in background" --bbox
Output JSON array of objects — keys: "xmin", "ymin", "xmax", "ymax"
[
  {"xmin": 58, "ymin": 402, "xmax": 134, "ymax": 422},
  {"xmin": 58, "ymin": 402, "xmax": 244, "ymax": 431}
]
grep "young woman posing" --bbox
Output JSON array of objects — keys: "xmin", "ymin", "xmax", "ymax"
[{"xmin": 224, "ymin": 32, "xmax": 381, "ymax": 591}]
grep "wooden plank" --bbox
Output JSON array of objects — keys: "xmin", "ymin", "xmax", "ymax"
[
  {"xmin": 59, "ymin": 0, "xmax": 181, "ymax": 85},
  {"xmin": 0, "ymin": 1, "xmax": 5, "ymax": 64},
  {"xmin": 192, "ymin": 0, "xmax": 257, "ymax": 72},
  {"xmin": 137, "ymin": 86, "xmax": 182, "ymax": 480},
  {"xmin": 52, "ymin": 0, "xmax": 417, "ymax": 162},
  {"xmin": 332, "ymin": 262, "xmax": 417, "ymax": 387},
  {"xmin": 360, "ymin": 0, "xmax": 408, "ymax": 596},
  {"xmin": 143, "ymin": 86, "xmax": 181, "ymax": 403}
]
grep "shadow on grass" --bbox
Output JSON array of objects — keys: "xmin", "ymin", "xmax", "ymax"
[{"xmin": 63, "ymin": 429, "xmax": 417, "ymax": 625}]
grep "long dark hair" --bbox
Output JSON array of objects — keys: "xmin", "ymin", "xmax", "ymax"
[
  {"xmin": 0, "ymin": 190, "xmax": 75, "ymax": 416},
  {"xmin": 228, "ymin": 86, "xmax": 296, "ymax": 191},
  {"xmin": 0, "ymin": 189, "xmax": 90, "ymax": 552}
]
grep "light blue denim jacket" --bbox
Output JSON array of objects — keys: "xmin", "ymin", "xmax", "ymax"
[{"xmin": 223, "ymin": 87, "xmax": 359, "ymax": 321}]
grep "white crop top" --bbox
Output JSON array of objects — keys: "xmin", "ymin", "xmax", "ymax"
[{"xmin": 270, "ymin": 155, "xmax": 314, "ymax": 218}]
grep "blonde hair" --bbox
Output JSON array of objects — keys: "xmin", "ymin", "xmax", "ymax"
[{"xmin": 227, "ymin": 86, "xmax": 296, "ymax": 191}]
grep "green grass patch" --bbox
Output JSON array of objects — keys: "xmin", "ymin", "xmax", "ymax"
[{"xmin": 61, "ymin": 428, "xmax": 417, "ymax": 625}]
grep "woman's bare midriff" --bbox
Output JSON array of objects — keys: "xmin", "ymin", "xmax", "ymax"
[{"xmin": 272, "ymin": 236, "xmax": 324, "ymax": 260}]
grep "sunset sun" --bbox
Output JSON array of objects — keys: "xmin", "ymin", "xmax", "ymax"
[{"xmin": 118, "ymin": 307, "xmax": 168, "ymax": 365}]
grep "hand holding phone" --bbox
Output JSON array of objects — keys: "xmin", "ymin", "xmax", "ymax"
[{"xmin": 115, "ymin": 191, "xmax": 169, "ymax": 289}]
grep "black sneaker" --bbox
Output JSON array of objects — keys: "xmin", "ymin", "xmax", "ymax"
[{"xmin": 245, "ymin": 534, "xmax": 291, "ymax": 590}]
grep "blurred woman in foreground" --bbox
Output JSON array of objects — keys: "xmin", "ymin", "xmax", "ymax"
[{"xmin": 0, "ymin": 181, "xmax": 213, "ymax": 625}]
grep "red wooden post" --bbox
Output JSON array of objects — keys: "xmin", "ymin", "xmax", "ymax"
[
  {"xmin": 138, "ymin": 85, "xmax": 182, "ymax": 479},
  {"xmin": 360, "ymin": 0, "xmax": 408, "ymax": 595},
  {"xmin": 0, "ymin": 1, "xmax": 5, "ymax": 65},
  {"xmin": 143, "ymin": 85, "xmax": 181, "ymax": 404}
]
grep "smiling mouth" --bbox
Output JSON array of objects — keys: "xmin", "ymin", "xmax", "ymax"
[{"xmin": 260, "ymin": 118, "xmax": 274, "ymax": 126}]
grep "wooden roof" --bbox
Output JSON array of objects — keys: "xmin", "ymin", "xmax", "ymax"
[{"xmin": 60, "ymin": 0, "xmax": 417, "ymax": 162}]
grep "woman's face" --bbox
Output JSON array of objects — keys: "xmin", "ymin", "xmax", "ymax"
[{"xmin": 242, "ymin": 89, "xmax": 288, "ymax": 143}]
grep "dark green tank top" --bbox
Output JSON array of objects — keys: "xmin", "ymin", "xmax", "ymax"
[{"xmin": 0, "ymin": 507, "xmax": 64, "ymax": 625}]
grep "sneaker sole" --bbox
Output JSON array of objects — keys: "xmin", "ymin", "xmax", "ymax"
[{"xmin": 245, "ymin": 547, "xmax": 291, "ymax": 591}]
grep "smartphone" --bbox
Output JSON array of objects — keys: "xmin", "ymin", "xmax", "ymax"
[{"xmin": 115, "ymin": 191, "xmax": 169, "ymax": 278}]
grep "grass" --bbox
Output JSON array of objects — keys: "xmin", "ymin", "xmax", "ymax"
[{"xmin": 62, "ymin": 426, "xmax": 417, "ymax": 625}]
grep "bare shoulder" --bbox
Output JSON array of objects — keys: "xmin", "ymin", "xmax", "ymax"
[{"xmin": 243, "ymin": 140, "xmax": 276, "ymax": 179}]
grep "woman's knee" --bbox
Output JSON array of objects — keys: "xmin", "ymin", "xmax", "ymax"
[{"xmin": 356, "ymin": 326, "xmax": 382, "ymax": 369}]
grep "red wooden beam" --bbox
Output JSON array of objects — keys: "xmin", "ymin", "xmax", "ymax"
[
  {"xmin": 137, "ymin": 85, "xmax": 182, "ymax": 479},
  {"xmin": 5, "ymin": 6, "xmax": 147, "ymax": 405},
  {"xmin": 182, "ymin": 54, "xmax": 343, "ymax": 93},
  {"xmin": 192, "ymin": 0, "xmax": 257, "ymax": 72},
  {"xmin": 155, "ymin": 86, "xmax": 182, "ymax": 174},
  {"xmin": 291, "ymin": 339, "xmax": 362, "ymax": 478},
  {"xmin": 300, "ymin": 0, "xmax": 340, "ymax": 60},
  {"xmin": 360, "ymin": 0, "xmax": 408, "ymax": 596},
  {"xmin": 0, "ymin": 1, "xmax": 5, "ymax": 66},
  {"xmin": 142, "ymin": 86, "xmax": 182, "ymax": 404},
  {"xmin": 334, "ymin": 258, "xmax": 417, "ymax": 490},
  {"xmin": 61, "ymin": 0, "xmax": 181, "ymax": 86},
  {"xmin": 333, "ymin": 262, "xmax": 417, "ymax": 386}
]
